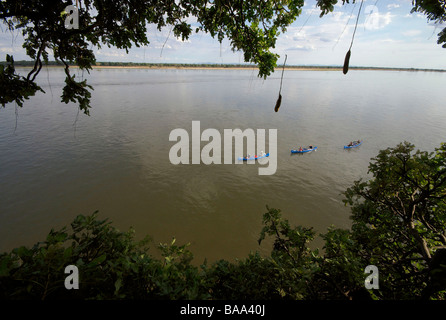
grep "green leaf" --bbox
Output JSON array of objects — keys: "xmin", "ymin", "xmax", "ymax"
[
  {"xmin": 90, "ymin": 254, "xmax": 107, "ymax": 266},
  {"xmin": 114, "ymin": 278, "xmax": 122, "ymax": 295}
]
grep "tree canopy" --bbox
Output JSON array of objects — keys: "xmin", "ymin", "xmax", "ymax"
[{"xmin": 1, "ymin": 0, "xmax": 445, "ymax": 114}]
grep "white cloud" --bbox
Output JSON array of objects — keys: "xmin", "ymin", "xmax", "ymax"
[
  {"xmin": 95, "ymin": 49, "xmax": 127, "ymax": 58},
  {"xmin": 363, "ymin": 11, "xmax": 394, "ymax": 30},
  {"xmin": 402, "ymin": 30, "xmax": 422, "ymax": 37},
  {"xmin": 404, "ymin": 13, "xmax": 425, "ymax": 19},
  {"xmin": 387, "ymin": 4, "xmax": 400, "ymax": 10},
  {"xmin": 0, "ymin": 47, "xmax": 14, "ymax": 53},
  {"xmin": 175, "ymin": 37, "xmax": 191, "ymax": 43},
  {"xmin": 287, "ymin": 44, "xmax": 316, "ymax": 51}
]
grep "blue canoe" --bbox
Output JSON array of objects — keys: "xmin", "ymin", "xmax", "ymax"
[
  {"xmin": 238, "ymin": 153, "xmax": 269, "ymax": 161},
  {"xmin": 291, "ymin": 146, "xmax": 317, "ymax": 154},
  {"xmin": 344, "ymin": 140, "xmax": 362, "ymax": 149}
]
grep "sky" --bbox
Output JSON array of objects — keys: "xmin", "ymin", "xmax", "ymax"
[{"xmin": 0, "ymin": 0, "xmax": 445, "ymax": 69}]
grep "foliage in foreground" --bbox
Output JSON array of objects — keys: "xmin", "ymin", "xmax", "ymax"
[{"xmin": 0, "ymin": 142, "xmax": 445, "ymax": 300}]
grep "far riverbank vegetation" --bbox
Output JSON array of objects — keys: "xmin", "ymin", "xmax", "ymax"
[{"xmin": 2, "ymin": 60, "xmax": 445, "ymax": 73}]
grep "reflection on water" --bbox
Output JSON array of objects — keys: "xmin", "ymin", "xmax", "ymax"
[{"xmin": 0, "ymin": 68, "xmax": 445, "ymax": 263}]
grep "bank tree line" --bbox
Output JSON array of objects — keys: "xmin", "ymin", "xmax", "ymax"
[
  {"xmin": 5, "ymin": 60, "xmax": 445, "ymax": 73},
  {"xmin": 0, "ymin": 142, "xmax": 445, "ymax": 300}
]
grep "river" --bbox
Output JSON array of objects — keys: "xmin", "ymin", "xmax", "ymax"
[{"xmin": 0, "ymin": 67, "xmax": 445, "ymax": 263}]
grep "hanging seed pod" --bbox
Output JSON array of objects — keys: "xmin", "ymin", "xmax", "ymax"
[
  {"xmin": 274, "ymin": 93, "xmax": 282, "ymax": 112},
  {"xmin": 274, "ymin": 54, "xmax": 287, "ymax": 112},
  {"xmin": 343, "ymin": 49, "xmax": 351, "ymax": 75}
]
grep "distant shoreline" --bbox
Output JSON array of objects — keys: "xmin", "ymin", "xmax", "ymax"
[
  {"xmin": 85, "ymin": 65, "xmax": 445, "ymax": 73},
  {"xmin": 5, "ymin": 61, "xmax": 446, "ymax": 73}
]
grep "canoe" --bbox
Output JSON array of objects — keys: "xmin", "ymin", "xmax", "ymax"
[
  {"xmin": 344, "ymin": 140, "xmax": 362, "ymax": 149},
  {"xmin": 238, "ymin": 153, "xmax": 269, "ymax": 161},
  {"xmin": 291, "ymin": 146, "xmax": 317, "ymax": 154}
]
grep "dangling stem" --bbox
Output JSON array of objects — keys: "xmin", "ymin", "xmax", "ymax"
[
  {"xmin": 275, "ymin": 54, "xmax": 287, "ymax": 112},
  {"xmin": 279, "ymin": 54, "xmax": 287, "ymax": 94},
  {"xmin": 349, "ymin": 0, "xmax": 364, "ymax": 51},
  {"xmin": 343, "ymin": 0, "xmax": 364, "ymax": 74}
]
